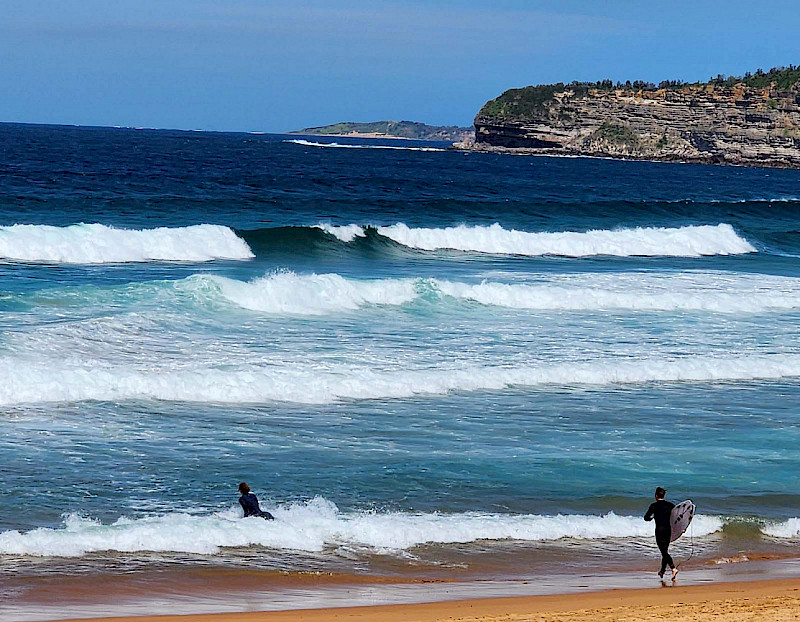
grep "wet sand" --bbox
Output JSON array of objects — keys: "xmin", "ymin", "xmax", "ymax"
[
  {"xmin": 60, "ymin": 577, "xmax": 800, "ymax": 621},
  {"xmin": 7, "ymin": 555, "xmax": 800, "ymax": 621}
]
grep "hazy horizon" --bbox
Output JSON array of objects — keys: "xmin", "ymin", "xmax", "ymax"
[{"xmin": 1, "ymin": 1, "xmax": 798, "ymax": 132}]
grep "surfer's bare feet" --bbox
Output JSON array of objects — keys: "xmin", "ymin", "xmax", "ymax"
[{"xmin": 671, "ymin": 568, "xmax": 679, "ymax": 580}]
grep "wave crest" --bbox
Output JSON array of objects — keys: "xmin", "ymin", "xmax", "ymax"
[
  {"xmin": 3, "ymin": 354, "xmax": 800, "ymax": 406},
  {"xmin": 312, "ymin": 223, "xmax": 755, "ymax": 257},
  {"xmin": 286, "ymin": 139, "xmax": 446, "ymax": 152},
  {"xmin": 0, "ymin": 498, "xmax": 726, "ymax": 558},
  {"xmin": 374, "ymin": 223, "xmax": 755, "ymax": 257},
  {"xmin": 174, "ymin": 271, "xmax": 800, "ymax": 316},
  {"xmin": 435, "ymin": 273, "xmax": 800, "ymax": 313},
  {"xmin": 763, "ymin": 517, "xmax": 800, "ymax": 538},
  {"xmin": 0, "ymin": 223, "xmax": 254, "ymax": 264},
  {"xmin": 201, "ymin": 272, "xmax": 417, "ymax": 315}
]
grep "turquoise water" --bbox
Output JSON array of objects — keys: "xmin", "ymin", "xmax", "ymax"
[{"xmin": 0, "ymin": 125, "xmax": 799, "ymax": 578}]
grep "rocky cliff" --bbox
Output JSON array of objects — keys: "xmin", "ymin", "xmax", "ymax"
[{"xmin": 467, "ymin": 69, "xmax": 800, "ymax": 167}]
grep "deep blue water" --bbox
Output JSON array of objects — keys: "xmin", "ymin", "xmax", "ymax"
[{"xmin": 0, "ymin": 123, "xmax": 799, "ymax": 575}]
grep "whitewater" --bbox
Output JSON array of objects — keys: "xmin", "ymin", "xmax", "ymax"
[
  {"xmin": 193, "ymin": 270, "xmax": 800, "ymax": 315},
  {"xmin": 0, "ymin": 223, "xmax": 253, "ymax": 263},
  {"xmin": 0, "ymin": 498, "xmax": 735, "ymax": 557},
  {"xmin": 3, "ymin": 353, "xmax": 800, "ymax": 406},
  {"xmin": 3, "ymin": 127, "xmax": 800, "ymax": 585},
  {"xmin": 10, "ymin": 270, "xmax": 799, "ymax": 316},
  {"xmin": 0, "ymin": 221, "xmax": 756, "ymax": 264},
  {"xmin": 317, "ymin": 222, "xmax": 756, "ymax": 257},
  {"xmin": 286, "ymin": 138, "xmax": 447, "ymax": 152}
]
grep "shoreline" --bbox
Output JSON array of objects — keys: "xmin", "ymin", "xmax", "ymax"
[
  {"xmin": 7, "ymin": 555, "xmax": 800, "ymax": 621},
  {"xmin": 58, "ymin": 576, "xmax": 800, "ymax": 622},
  {"xmin": 451, "ymin": 141, "xmax": 800, "ymax": 169}
]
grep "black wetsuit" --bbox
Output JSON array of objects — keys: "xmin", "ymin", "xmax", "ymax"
[
  {"xmin": 645, "ymin": 499, "xmax": 675, "ymax": 574},
  {"xmin": 239, "ymin": 493, "xmax": 274, "ymax": 520}
]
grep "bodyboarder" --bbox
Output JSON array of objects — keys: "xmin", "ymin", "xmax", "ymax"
[{"xmin": 238, "ymin": 481, "xmax": 275, "ymax": 520}]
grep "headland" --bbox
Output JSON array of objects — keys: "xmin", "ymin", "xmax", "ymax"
[
  {"xmin": 290, "ymin": 120, "xmax": 472, "ymax": 142},
  {"xmin": 457, "ymin": 66, "xmax": 800, "ymax": 168}
]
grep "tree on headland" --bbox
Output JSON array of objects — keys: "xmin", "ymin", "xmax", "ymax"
[{"xmin": 708, "ymin": 66, "xmax": 800, "ymax": 89}]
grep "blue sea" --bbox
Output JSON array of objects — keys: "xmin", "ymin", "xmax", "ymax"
[{"xmin": 1, "ymin": 124, "xmax": 799, "ymax": 605}]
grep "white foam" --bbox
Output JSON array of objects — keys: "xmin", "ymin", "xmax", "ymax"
[
  {"xmin": 374, "ymin": 223, "xmax": 755, "ymax": 257},
  {"xmin": 713, "ymin": 555, "xmax": 750, "ymax": 564},
  {"xmin": 763, "ymin": 518, "xmax": 800, "ymax": 538},
  {"xmin": 315, "ymin": 223, "xmax": 367, "ymax": 243},
  {"xmin": 286, "ymin": 139, "xmax": 445, "ymax": 152},
  {"xmin": 200, "ymin": 272, "xmax": 417, "ymax": 315},
  {"xmin": 3, "ymin": 353, "xmax": 800, "ymax": 406},
  {"xmin": 434, "ymin": 272, "xmax": 800, "ymax": 313},
  {"xmin": 186, "ymin": 271, "xmax": 800, "ymax": 316},
  {"xmin": 0, "ymin": 498, "xmax": 724, "ymax": 558},
  {"xmin": 0, "ymin": 224, "xmax": 254, "ymax": 264}
]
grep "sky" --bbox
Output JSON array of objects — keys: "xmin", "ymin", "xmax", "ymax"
[{"xmin": 1, "ymin": 0, "xmax": 798, "ymax": 132}]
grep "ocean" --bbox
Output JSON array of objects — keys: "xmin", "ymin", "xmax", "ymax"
[{"xmin": 1, "ymin": 124, "xmax": 799, "ymax": 609}]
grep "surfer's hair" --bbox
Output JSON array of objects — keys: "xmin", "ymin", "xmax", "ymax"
[
  {"xmin": 238, "ymin": 482, "xmax": 250, "ymax": 494},
  {"xmin": 655, "ymin": 487, "xmax": 666, "ymax": 499}
]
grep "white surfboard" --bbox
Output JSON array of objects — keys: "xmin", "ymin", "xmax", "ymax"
[{"xmin": 669, "ymin": 499, "xmax": 695, "ymax": 542}]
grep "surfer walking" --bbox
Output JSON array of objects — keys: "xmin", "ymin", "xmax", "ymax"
[
  {"xmin": 238, "ymin": 482, "xmax": 275, "ymax": 520},
  {"xmin": 644, "ymin": 486, "xmax": 677, "ymax": 579}
]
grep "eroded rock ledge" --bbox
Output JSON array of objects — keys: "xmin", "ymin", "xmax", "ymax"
[{"xmin": 459, "ymin": 71, "xmax": 800, "ymax": 168}]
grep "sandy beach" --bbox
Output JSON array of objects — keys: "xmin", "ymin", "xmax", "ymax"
[{"xmin": 58, "ymin": 577, "xmax": 800, "ymax": 622}]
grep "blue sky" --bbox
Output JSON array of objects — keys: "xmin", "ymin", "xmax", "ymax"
[{"xmin": 1, "ymin": 1, "xmax": 798, "ymax": 131}]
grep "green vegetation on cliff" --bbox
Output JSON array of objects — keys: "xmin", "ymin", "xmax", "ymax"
[
  {"xmin": 478, "ymin": 85, "xmax": 561, "ymax": 123},
  {"xmin": 291, "ymin": 120, "xmax": 472, "ymax": 142},
  {"xmin": 471, "ymin": 63, "xmax": 800, "ymax": 168},
  {"xmin": 478, "ymin": 65, "xmax": 800, "ymax": 124},
  {"xmin": 713, "ymin": 65, "xmax": 800, "ymax": 90},
  {"xmin": 593, "ymin": 122, "xmax": 639, "ymax": 147}
]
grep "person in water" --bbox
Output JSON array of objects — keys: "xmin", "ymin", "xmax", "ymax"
[
  {"xmin": 644, "ymin": 486, "xmax": 677, "ymax": 579},
  {"xmin": 238, "ymin": 482, "xmax": 275, "ymax": 520}
]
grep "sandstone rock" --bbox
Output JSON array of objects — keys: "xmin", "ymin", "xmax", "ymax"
[{"xmin": 467, "ymin": 81, "xmax": 800, "ymax": 168}]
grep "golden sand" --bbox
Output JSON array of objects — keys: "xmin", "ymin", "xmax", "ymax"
[{"xmin": 61, "ymin": 577, "xmax": 800, "ymax": 622}]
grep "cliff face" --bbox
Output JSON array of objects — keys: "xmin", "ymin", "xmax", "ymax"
[{"xmin": 471, "ymin": 81, "xmax": 800, "ymax": 167}]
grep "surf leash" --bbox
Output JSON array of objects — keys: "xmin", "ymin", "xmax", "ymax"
[{"xmin": 677, "ymin": 515, "xmax": 695, "ymax": 569}]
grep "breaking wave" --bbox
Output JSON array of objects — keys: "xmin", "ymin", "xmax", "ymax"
[
  {"xmin": 433, "ymin": 273, "xmax": 800, "ymax": 313},
  {"xmin": 286, "ymin": 139, "xmax": 446, "ymax": 152},
  {"xmin": 202, "ymin": 272, "xmax": 417, "ymax": 315},
  {"xmin": 184, "ymin": 271, "xmax": 800, "ymax": 316},
  {"xmin": 763, "ymin": 518, "xmax": 800, "ymax": 538},
  {"xmin": 206, "ymin": 272, "xmax": 800, "ymax": 315},
  {"xmin": 3, "ymin": 354, "xmax": 800, "ymax": 406},
  {"xmin": 12, "ymin": 270, "xmax": 800, "ymax": 317},
  {"xmin": 0, "ymin": 497, "xmax": 728, "ymax": 557},
  {"xmin": 314, "ymin": 222, "xmax": 755, "ymax": 257},
  {"xmin": 0, "ymin": 223, "xmax": 254, "ymax": 264}
]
